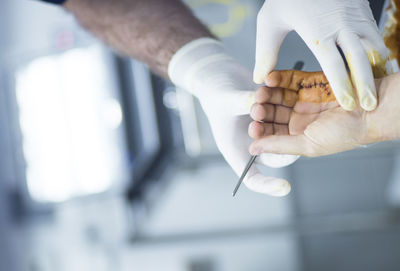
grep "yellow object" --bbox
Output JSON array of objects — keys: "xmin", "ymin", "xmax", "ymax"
[
  {"xmin": 367, "ymin": 50, "xmax": 390, "ymax": 78},
  {"xmin": 186, "ymin": 0, "xmax": 253, "ymax": 38},
  {"xmin": 383, "ymin": 0, "xmax": 400, "ymax": 66}
]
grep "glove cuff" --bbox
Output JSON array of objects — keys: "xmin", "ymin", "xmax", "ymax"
[
  {"xmin": 168, "ymin": 38, "xmax": 227, "ymax": 92},
  {"xmin": 168, "ymin": 38, "xmax": 257, "ymax": 115}
]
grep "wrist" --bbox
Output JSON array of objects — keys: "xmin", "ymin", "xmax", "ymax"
[
  {"xmin": 168, "ymin": 38, "xmax": 256, "ymax": 92},
  {"xmin": 168, "ymin": 38, "xmax": 225, "ymax": 92},
  {"xmin": 363, "ymin": 74, "xmax": 400, "ymax": 144},
  {"xmin": 168, "ymin": 38, "xmax": 257, "ymax": 115},
  {"xmin": 363, "ymin": 111, "xmax": 388, "ymax": 145}
]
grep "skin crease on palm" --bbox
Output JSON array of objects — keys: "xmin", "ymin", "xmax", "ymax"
[{"xmin": 248, "ymin": 70, "xmax": 400, "ymax": 157}]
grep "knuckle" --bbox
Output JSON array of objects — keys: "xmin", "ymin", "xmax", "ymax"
[{"xmin": 251, "ymin": 104, "xmax": 263, "ymax": 121}]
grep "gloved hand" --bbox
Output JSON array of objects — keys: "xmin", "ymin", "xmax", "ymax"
[
  {"xmin": 253, "ymin": 0, "xmax": 391, "ymax": 112},
  {"xmin": 168, "ymin": 38, "xmax": 299, "ymax": 196},
  {"xmin": 249, "ymin": 70, "xmax": 400, "ymax": 157}
]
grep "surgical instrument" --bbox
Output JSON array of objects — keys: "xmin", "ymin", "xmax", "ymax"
[{"xmin": 232, "ymin": 155, "xmax": 257, "ymax": 197}]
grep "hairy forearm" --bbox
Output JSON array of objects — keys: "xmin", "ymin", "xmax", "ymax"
[{"xmin": 64, "ymin": 0, "xmax": 213, "ymax": 77}]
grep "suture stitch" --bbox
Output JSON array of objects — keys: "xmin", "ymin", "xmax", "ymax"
[{"xmin": 298, "ymin": 82, "xmax": 331, "ymax": 95}]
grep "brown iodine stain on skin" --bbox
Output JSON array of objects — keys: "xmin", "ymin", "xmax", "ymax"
[
  {"xmin": 297, "ymin": 81, "xmax": 335, "ymax": 103},
  {"xmin": 283, "ymin": 89, "xmax": 298, "ymax": 107},
  {"xmin": 274, "ymin": 70, "xmax": 337, "ymax": 105}
]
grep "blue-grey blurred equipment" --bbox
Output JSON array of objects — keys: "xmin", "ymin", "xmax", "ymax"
[{"xmin": 13, "ymin": 45, "xmax": 129, "ymax": 205}]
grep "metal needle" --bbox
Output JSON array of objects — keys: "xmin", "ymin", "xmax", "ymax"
[{"xmin": 232, "ymin": 155, "xmax": 257, "ymax": 197}]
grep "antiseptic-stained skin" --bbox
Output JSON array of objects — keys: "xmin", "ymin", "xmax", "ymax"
[
  {"xmin": 250, "ymin": 70, "xmax": 340, "ymax": 138},
  {"xmin": 266, "ymin": 69, "xmax": 337, "ymax": 105}
]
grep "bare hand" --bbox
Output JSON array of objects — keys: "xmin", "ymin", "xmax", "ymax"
[{"xmin": 248, "ymin": 70, "xmax": 376, "ymax": 157}]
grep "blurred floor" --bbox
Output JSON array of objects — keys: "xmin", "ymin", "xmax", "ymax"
[
  {"xmin": 3, "ymin": 161, "xmax": 299, "ymax": 271},
  {"xmin": 3, "ymin": 153, "xmax": 400, "ymax": 271}
]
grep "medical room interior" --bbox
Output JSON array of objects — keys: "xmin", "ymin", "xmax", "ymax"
[{"xmin": 1, "ymin": 0, "xmax": 400, "ymax": 270}]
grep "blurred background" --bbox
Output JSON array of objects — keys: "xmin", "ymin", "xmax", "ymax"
[{"xmin": 1, "ymin": 0, "xmax": 400, "ymax": 270}]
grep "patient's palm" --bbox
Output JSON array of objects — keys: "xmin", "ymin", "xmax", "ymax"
[{"xmin": 249, "ymin": 70, "xmax": 368, "ymax": 156}]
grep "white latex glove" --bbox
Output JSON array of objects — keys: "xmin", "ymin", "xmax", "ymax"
[
  {"xmin": 168, "ymin": 38, "xmax": 299, "ymax": 196},
  {"xmin": 254, "ymin": 0, "xmax": 391, "ymax": 112}
]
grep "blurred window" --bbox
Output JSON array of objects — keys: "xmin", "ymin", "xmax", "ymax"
[{"xmin": 15, "ymin": 45, "xmax": 127, "ymax": 203}]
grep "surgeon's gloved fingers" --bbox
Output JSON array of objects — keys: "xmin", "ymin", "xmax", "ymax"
[
  {"xmin": 244, "ymin": 164, "xmax": 291, "ymax": 196},
  {"xmin": 338, "ymin": 32, "xmax": 377, "ymax": 111},
  {"xmin": 360, "ymin": 25, "xmax": 389, "ymax": 58},
  {"xmin": 258, "ymin": 153, "xmax": 299, "ymax": 168},
  {"xmin": 209, "ymin": 117, "xmax": 292, "ymax": 196},
  {"xmin": 363, "ymin": 41, "xmax": 394, "ymax": 76},
  {"xmin": 311, "ymin": 41, "xmax": 356, "ymax": 111},
  {"xmin": 220, "ymin": 89, "xmax": 257, "ymax": 116},
  {"xmin": 249, "ymin": 134, "xmax": 311, "ymax": 156},
  {"xmin": 201, "ymin": 89, "xmax": 256, "ymax": 117},
  {"xmin": 247, "ymin": 121, "xmax": 300, "ymax": 168},
  {"xmin": 222, "ymin": 142, "xmax": 291, "ymax": 196},
  {"xmin": 265, "ymin": 70, "xmax": 295, "ymax": 89},
  {"xmin": 254, "ymin": 15, "xmax": 289, "ymax": 84},
  {"xmin": 359, "ymin": 27, "xmax": 393, "ymax": 76}
]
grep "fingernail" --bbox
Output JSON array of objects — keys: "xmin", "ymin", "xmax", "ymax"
[
  {"xmin": 339, "ymin": 79, "xmax": 357, "ymax": 111},
  {"xmin": 361, "ymin": 89, "xmax": 377, "ymax": 111},
  {"xmin": 250, "ymin": 146, "xmax": 262, "ymax": 155},
  {"xmin": 341, "ymin": 97, "xmax": 357, "ymax": 111},
  {"xmin": 250, "ymin": 104, "xmax": 256, "ymax": 116},
  {"xmin": 271, "ymin": 180, "xmax": 291, "ymax": 197},
  {"xmin": 264, "ymin": 76, "xmax": 273, "ymax": 86}
]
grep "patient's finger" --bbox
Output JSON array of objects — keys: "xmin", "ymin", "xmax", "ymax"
[
  {"xmin": 255, "ymin": 86, "xmax": 299, "ymax": 108},
  {"xmin": 267, "ymin": 70, "xmax": 340, "ymax": 114},
  {"xmin": 294, "ymin": 101, "xmax": 338, "ymax": 114},
  {"xmin": 251, "ymin": 103, "xmax": 275, "ymax": 122},
  {"xmin": 266, "ymin": 70, "xmax": 330, "ymax": 91},
  {"xmin": 248, "ymin": 121, "xmax": 273, "ymax": 139},
  {"xmin": 265, "ymin": 70, "xmax": 296, "ymax": 89},
  {"xmin": 275, "ymin": 105, "xmax": 292, "ymax": 123},
  {"xmin": 251, "ymin": 103, "xmax": 292, "ymax": 123},
  {"xmin": 282, "ymin": 89, "xmax": 298, "ymax": 107},
  {"xmin": 255, "ymin": 86, "xmax": 284, "ymax": 105},
  {"xmin": 274, "ymin": 123, "xmax": 289, "ymax": 135},
  {"xmin": 249, "ymin": 134, "xmax": 312, "ymax": 156},
  {"xmin": 249, "ymin": 121, "xmax": 289, "ymax": 139}
]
